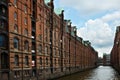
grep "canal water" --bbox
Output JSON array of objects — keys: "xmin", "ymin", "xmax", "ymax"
[{"xmin": 57, "ymin": 66, "xmax": 120, "ymax": 80}]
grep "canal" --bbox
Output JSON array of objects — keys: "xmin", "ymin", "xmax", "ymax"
[{"xmin": 57, "ymin": 66, "xmax": 120, "ymax": 80}]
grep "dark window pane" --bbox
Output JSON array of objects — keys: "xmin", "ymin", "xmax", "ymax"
[
  {"xmin": 13, "ymin": 38, "xmax": 19, "ymax": 49},
  {"xmin": 0, "ymin": 35, "xmax": 6, "ymax": 47}
]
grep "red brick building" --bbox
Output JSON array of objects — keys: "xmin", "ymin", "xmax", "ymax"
[
  {"xmin": 0, "ymin": 0, "xmax": 98, "ymax": 80},
  {"xmin": 111, "ymin": 26, "xmax": 120, "ymax": 73}
]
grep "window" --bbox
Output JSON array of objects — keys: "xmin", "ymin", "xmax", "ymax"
[
  {"xmin": 14, "ymin": 24, "xmax": 18, "ymax": 32},
  {"xmin": 54, "ymin": 59, "xmax": 56, "ymax": 65},
  {"xmin": 13, "ymin": 37, "xmax": 19, "ymax": 49},
  {"xmin": 25, "ymin": 56, "xmax": 29, "ymax": 66},
  {"xmin": 54, "ymin": 48, "xmax": 56, "ymax": 56},
  {"xmin": 54, "ymin": 31, "xmax": 56, "ymax": 41},
  {"xmin": 0, "ymin": 35, "xmax": 6, "ymax": 47},
  {"xmin": 14, "ymin": 0, "xmax": 17, "ymax": 6},
  {"xmin": 24, "ymin": 40, "xmax": 29, "ymax": 51},
  {"xmin": 40, "ymin": 57, "xmax": 42, "ymax": 65},
  {"xmin": 39, "ymin": 34, "xmax": 42, "ymax": 41},
  {"xmin": 15, "ymin": 55, "xmax": 19, "ymax": 66},
  {"xmin": 14, "ymin": 12, "xmax": 17, "ymax": 20},
  {"xmin": 39, "ymin": 24, "xmax": 42, "ymax": 30},
  {"xmin": 38, "ymin": 44, "xmax": 42, "ymax": 53},
  {"xmin": 24, "ymin": 17, "xmax": 27, "ymax": 25},
  {"xmin": 46, "ymin": 58, "xmax": 48, "ymax": 65},
  {"xmin": 45, "ymin": 46, "xmax": 48, "ymax": 54},
  {"xmin": 0, "ymin": 20, "xmax": 5, "ymax": 29},
  {"xmin": 39, "ymin": 7, "xmax": 42, "ymax": 12},
  {"xmin": 1, "ymin": 53, "xmax": 9, "ymax": 69},
  {"xmin": 45, "ymin": 28, "xmax": 48, "ymax": 42},
  {"xmin": 24, "ymin": 5, "xmax": 27, "ymax": 13},
  {"xmin": 0, "ymin": 7, "xmax": 6, "ymax": 14},
  {"xmin": 24, "ymin": 28, "xmax": 28, "ymax": 36}
]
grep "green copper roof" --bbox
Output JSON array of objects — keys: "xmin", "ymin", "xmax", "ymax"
[
  {"xmin": 54, "ymin": 8, "xmax": 63, "ymax": 15},
  {"xmin": 44, "ymin": 0, "xmax": 50, "ymax": 4}
]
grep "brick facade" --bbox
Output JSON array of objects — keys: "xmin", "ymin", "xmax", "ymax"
[
  {"xmin": 0, "ymin": 0, "xmax": 98, "ymax": 80},
  {"xmin": 111, "ymin": 26, "xmax": 120, "ymax": 73}
]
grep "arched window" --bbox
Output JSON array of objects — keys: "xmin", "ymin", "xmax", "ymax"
[
  {"xmin": 1, "ymin": 53, "xmax": 9, "ymax": 69},
  {"xmin": 14, "ymin": 55, "xmax": 19, "ymax": 66},
  {"xmin": 13, "ymin": 37, "xmax": 19, "ymax": 49},
  {"xmin": 0, "ymin": 34, "xmax": 6, "ymax": 48},
  {"xmin": 24, "ymin": 40, "xmax": 29, "ymax": 51},
  {"xmin": 40, "ymin": 57, "xmax": 42, "ymax": 65}
]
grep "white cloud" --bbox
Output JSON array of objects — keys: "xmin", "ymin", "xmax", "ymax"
[
  {"xmin": 56, "ymin": 0, "xmax": 120, "ymax": 57},
  {"xmin": 101, "ymin": 11, "xmax": 120, "ymax": 22},
  {"xmin": 59, "ymin": 0, "xmax": 120, "ymax": 15},
  {"xmin": 77, "ymin": 11, "xmax": 120, "ymax": 57}
]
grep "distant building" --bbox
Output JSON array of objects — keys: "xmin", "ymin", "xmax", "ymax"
[
  {"xmin": 103, "ymin": 54, "xmax": 111, "ymax": 66},
  {"xmin": 97, "ymin": 57, "xmax": 103, "ymax": 65}
]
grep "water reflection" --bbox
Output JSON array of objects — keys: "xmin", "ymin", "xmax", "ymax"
[{"xmin": 57, "ymin": 66, "xmax": 120, "ymax": 80}]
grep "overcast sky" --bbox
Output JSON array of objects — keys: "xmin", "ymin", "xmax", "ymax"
[{"xmin": 53, "ymin": 0, "xmax": 120, "ymax": 57}]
